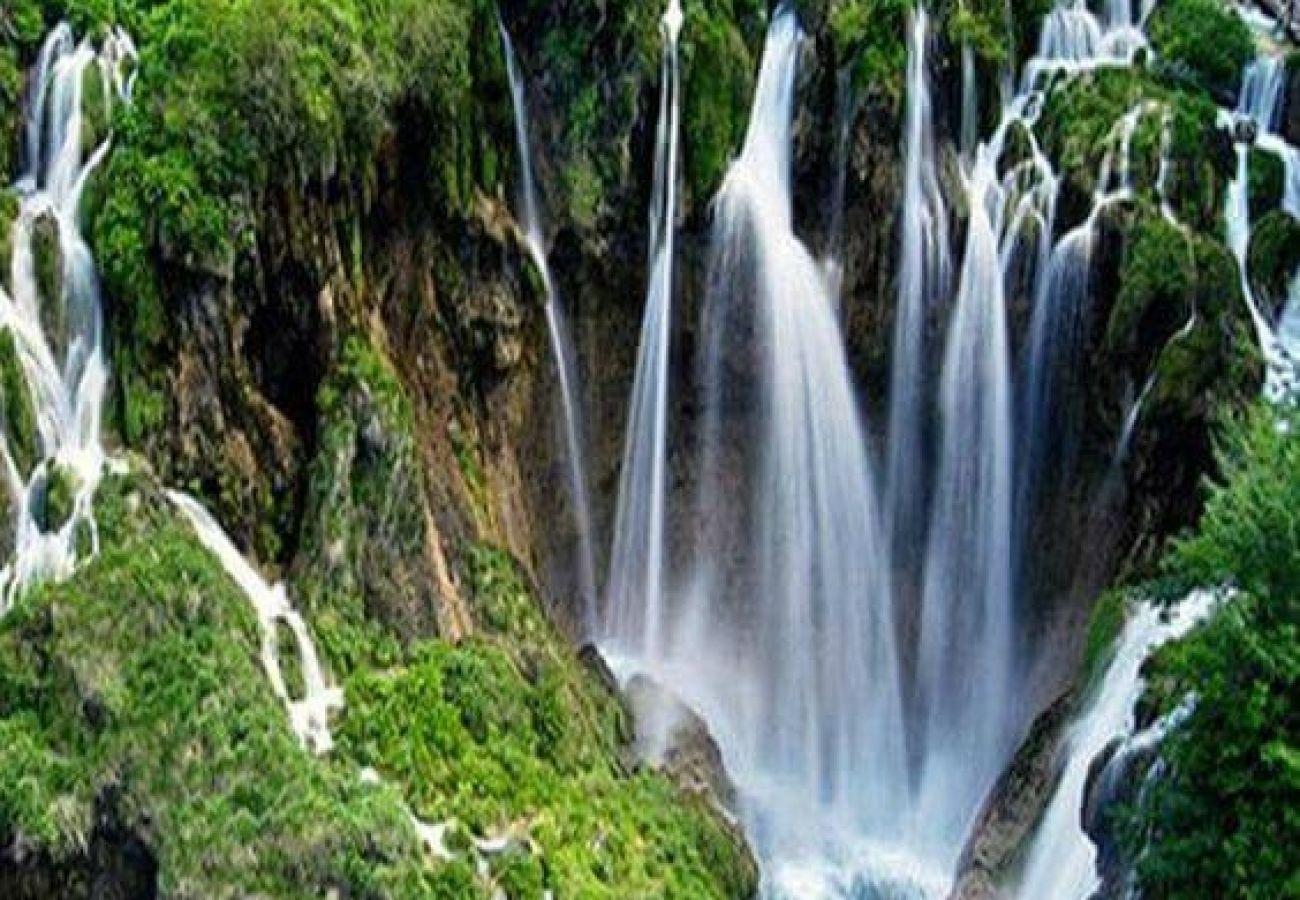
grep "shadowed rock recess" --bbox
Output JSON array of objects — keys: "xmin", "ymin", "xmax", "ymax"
[{"xmin": 0, "ymin": 0, "xmax": 1294, "ymax": 897}]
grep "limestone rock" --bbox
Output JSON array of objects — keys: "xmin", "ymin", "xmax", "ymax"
[{"xmin": 623, "ymin": 673, "xmax": 739, "ymax": 814}]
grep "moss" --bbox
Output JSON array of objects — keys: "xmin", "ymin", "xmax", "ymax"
[
  {"xmin": 1038, "ymin": 68, "xmax": 1229, "ymax": 233},
  {"xmin": 1104, "ymin": 210, "xmax": 1197, "ymax": 366},
  {"xmin": 0, "ymin": 1, "xmax": 46, "ymax": 183},
  {"xmin": 682, "ymin": 2, "xmax": 761, "ymax": 204},
  {"xmin": 38, "ymin": 463, "xmax": 78, "ymax": 533},
  {"xmin": 999, "ymin": 119, "xmax": 1035, "ymax": 177},
  {"xmin": 945, "ymin": 0, "xmax": 1010, "ymax": 68},
  {"xmin": 0, "ymin": 327, "xmax": 39, "ymax": 479},
  {"xmin": 335, "ymin": 542, "xmax": 757, "ymax": 899},
  {"xmin": 85, "ymin": 0, "xmax": 505, "ymax": 422},
  {"xmin": 1247, "ymin": 209, "xmax": 1300, "ymax": 310},
  {"xmin": 293, "ymin": 334, "xmax": 434, "ymax": 674},
  {"xmin": 0, "ymin": 467, "xmax": 450, "ymax": 895},
  {"xmin": 1082, "ymin": 590, "xmax": 1128, "ymax": 694},
  {"xmin": 0, "ymin": 190, "xmax": 17, "ymax": 295},
  {"xmin": 1151, "ymin": 237, "xmax": 1245, "ymax": 413},
  {"xmin": 1249, "ymin": 146, "xmax": 1285, "ymax": 220},
  {"xmin": 829, "ymin": 0, "xmax": 911, "ymax": 109},
  {"xmin": 31, "ymin": 212, "xmax": 61, "ymax": 308},
  {"xmin": 1147, "ymin": 0, "xmax": 1254, "ymax": 99}
]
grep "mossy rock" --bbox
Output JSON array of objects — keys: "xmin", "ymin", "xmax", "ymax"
[
  {"xmin": 0, "ymin": 190, "xmax": 17, "ymax": 295},
  {"xmin": 1000, "ymin": 119, "xmax": 1036, "ymax": 178},
  {"xmin": 1038, "ymin": 69, "xmax": 1229, "ymax": 233},
  {"xmin": 36, "ymin": 463, "xmax": 78, "ymax": 534},
  {"xmin": 1247, "ymin": 209, "xmax": 1300, "ymax": 314},
  {"xmin": 1081, "ymin": 590, "xmax": 1129, "ymax": 694},
  {"xmin": 0, "ymin": 328, "xmax": 39, "ymax": 479},
  {"xmin": 829, "ymin": 0, "xmax": 911, "ymax": 109},
  {"xmin": 79, "ymin": 61, "xmax": 110, "ymax": 162},
  {"xmin": 1146, "ymin": 0, "xmax": 1253, "ymax": 101},
  {"xmin": 1249, "ymin": 146, "xmax": 1285, "ymax": 221},
  {"xmin": 0, "ymin": 466, "xmax": 452, "ymax": 896},
  {"xmin": 335, "ymin": 544, "xmax": 758, "ymax": 899},
  {"xmin": 293, "ymin": 335, "xmax": 435, "ymax": 674},
  {"xmin": 31, "ymin": 211, "xmax": 62, "ymax": 308},
  {"xmin": 682, "ymin": 1, "xmax": 764, "ymax": 207},
  {"xmin": 1103, "ymin": 211, "xmax": 1197, "ymax": 367},
  {"xmin": 1150, "ymin": 237, "xmax": 1245, "ymax": 415}
]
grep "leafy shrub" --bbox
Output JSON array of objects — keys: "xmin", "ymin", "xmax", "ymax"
[
  {"xmin": 1147, "ymin": 0, "xmax": 1254, "ymax": 99},
  {"xmin": 1125, "ymin": 409, "xmax": 1300, "ymax": 898}
]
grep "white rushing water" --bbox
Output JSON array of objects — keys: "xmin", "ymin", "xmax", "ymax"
[
  {"xmin": 603, "ymin": 6, "xmax": 921, "ymax": 892},
  {"xmin": 499, "ymin": 22, "xmax": 600, "ymax": 634},
  {"xmin": 0, "ymin": 24, "xmax": 135, "ymax": 608},
  {"xmin": 912, "ymin": 148, "xmax": 1015, "ymax": 865},
  {"xmin": 1222, "ymin": 39, "xmax": 1300, "ymax": 397},
  {"xmin": 885, "ymin": 9, "xmax": 949, "ymax": 566},
  {"xmin": 0, "ymin": 24, "xmax": 138, "ymax": 608},
  {"xmin": 603, "ymin": 0, "xmax": 684, "ymax": 660},
  {"xmin": 701, "ymin": 3, "xmax": 904, "ymax": 849},
  {"xmin": 0, "ymin": 22, "xmax": 344, "ymax": 760},
  {"xmin": 168, "ymin": 491, "xmax": 344, "ymax": 754},
  {"xmin": 1017, "ymin": 592, "xmax": 1217, "ymax": 899}
]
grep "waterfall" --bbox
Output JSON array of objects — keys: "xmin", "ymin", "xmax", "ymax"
[
  {"xmin": 0, "ymin": 25, "xmax": 135, "ymax": 607},
  {"xmin": 0, "ymin": 22, "xmax": 343, "ymax": 760},
  {"xmin": 885, "ymin": 9, "xmax": 949, "ymax": 575},
  {"xmin": 168, "ymin": 491, "xmax": 343, "ymax": 754},
  {"xmin": 1224, "ymin": 45, "xmax": 1300, "ymax": 397},
  {"xmin": 1016, "ymin": 592, "xmax": 1217, "ymax": 899},
  {"xmin": 703, "ymin": 6, "xmax": 904, "ymax": 830},
  {"xmin": 499, "ymin": 22, "xmax": 599, "ymax": 633},
  {"xmin": 602, "ymin": 1, "xmax": 683, "ymax": 661},
  {"xmin": 600, "ymin": 8, "xmax": 922, "ymax": 892},
  {"xmin": 912, "ymin": 150, "xmax": 1016, "ymax": 864}
]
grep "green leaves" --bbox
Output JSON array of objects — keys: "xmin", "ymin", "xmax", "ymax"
[{"xmin": 1126, "ymin": 410, "xmax": 1300, "ymax": 898}]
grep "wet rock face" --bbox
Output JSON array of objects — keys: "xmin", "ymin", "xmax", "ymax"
[
  {"xmin": 624, "ymin": 673, "xmax": 739, "ymax": 813},
  {"xmin": 951, "ymin": 692, "xmax": 1076, "ymax": 900},
  {"xmin": 1286, "ymin": 60, "xmax": 1300, "ymax": 147},
  {"xmin": 1, "ymin": 794, "xmax": 158, "ymax": 900}
]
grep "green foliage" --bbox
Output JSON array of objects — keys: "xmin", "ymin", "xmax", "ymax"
[
  {"xmin": 0, "ymin": 327, "xmax": 39, "ymax": 478},
  {"xmin": 336, "ymin": 542, "xmax": 757, "ymax": 899},
  {"xmin": 0, "ymin": 1, "xmax": 46, "ymax": 182},
  {"xmin": 1124, "ymin": 409, "xmax": 1300, "ymax": 898},
  {"xmin": 75, "ymin": 0, "xmax": 503, "ymax": 436},
  {"xmin": 1082, "ymin": 589, "xmax": 1129, "ymax": 694},
  {"xmin": 1147, "ymin": 0, "xmax": 1254, "ymax": 99},
  {"xmin": 294, "ymin": 335, "xmax": 425, "ymax": 674},
  {"xmin": 945, "ymin": 0, "xmax": 1011, "ymax": 67},
  {"xmin": 1247, "ymin": 209, "xmax": 1300, "ymax": 311},
  {"xmin": 0, "ymin": 468, "xmax": 451, "ymax": 896},
  {"xmin": 1037, "ymin": 69, "xmax": 1229, "ymax": 233},
  {"xmin": 682, "ymin": 0, "xmax": 763, "ymax": 204},
  {"xmin": 38, "ymin": 462, "xmax": 77, "ymax": 532},
  {"xmin": 829, "ymin": 0, "xmax": 911, "ymax": 108},
  {"xmin": 31, "ymin": 211, "xmax": 62, "ymax": 311},
  {"xmin": 1249, "ymin": 146, "xmax": 1285, "ymax": 221}
]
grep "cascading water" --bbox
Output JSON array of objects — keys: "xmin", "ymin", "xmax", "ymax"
[
  {"xmin": 603, "ymin": 7, "xmax": 928, "ymax": 894},
  {"xmin": 499, "ymin": 22, "xmax": 599, "ymax": 634},
  {"xmin": 699, "ymin": 8, "xmax": 905, "ymax": 840},
  {"xmin": 884, "ymin": 9, "xmax": 949, "ymax": 569},
  {"xmin": 1224, "ymin": 44, "xmax": 1300, "ymax": 394},
  {"xmin": 602, "ymin": 0, "xmax": 684, "ymax": 661},
  {"xmin": 0, "ymin": 22, "xmax": 344, "ymax": 760},
  {"xmin": 0, "ymin": 25, "xmax": 135, "ymax": 607},
  {"xmin": 911, "ymin": 149, "xmax": 1016, "ymax": 865},
  {"xmin": 1016, "ymin": 592, "xmax": 1217, "ymax": 899},
  {"xmin": 168, "ymin": 491, "xmax": 343, "ymax": 753}
]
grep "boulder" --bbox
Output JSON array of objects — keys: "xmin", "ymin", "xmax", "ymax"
[{"xmin": 623, "ymin": 673, "xmax": 738, "ymax": 813}]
